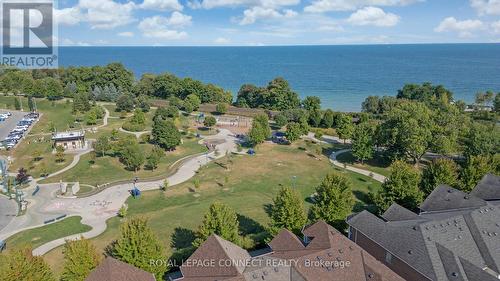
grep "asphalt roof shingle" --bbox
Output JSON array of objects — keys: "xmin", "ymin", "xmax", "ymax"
[
  {"xmin": 470, "ymin": 174, "xmax": 500, "ymax": 201},
  {"xmin": 85, "ymin": 257, "xmax": 155, "ymax": 281}
]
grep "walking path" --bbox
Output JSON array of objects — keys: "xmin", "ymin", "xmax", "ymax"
[
  {"xmin": 329, "ymin": 149, "xmax": 386, "ymax": 183},
  {"xmin": 0, "ymin": 129, "xmax": 239, "ymax": 256},
  {"xmin": 303, "ymin": 133, "xmax": 385, "ymax": 183},
  {"xmin": 35, "ymin": 148, "xmax": 93, "ymax": 182},
  {"xmin": 118, "ymin": 127, "xmax": 151, "ymax": 138}
]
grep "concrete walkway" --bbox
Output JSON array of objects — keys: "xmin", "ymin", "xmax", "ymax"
[
  {"xmin": 35, "ymin": 148, "xmax": 93, "ymax": 181},
  {"xmin": 0, "ymin": 129, "xmax": 239, "ymax": 256},
  {"xmin": 118, "ymin": 127, "xmax": 151, "ymax": 139},
  {"xmin": 329, "ymin": 149, "xmax": 386, "ymax": 183}
]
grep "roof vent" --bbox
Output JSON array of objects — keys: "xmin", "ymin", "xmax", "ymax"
[
  {"xmin": 368, "ymin": 273, "xmax": 374, "ymax": 278},
  {"xmin": 464, "ymin": 195, "xmax": 469, "ymax": 199},
  {"xmin": 338, "ymin": 249, "xmax": 343, "ymax": 254},
  {"xmin": 408, "ymin": 250, "xmax": 413, "ymax": 255},
  {"xmin": 413, "ymin": 226, "xmax": 418, "ymax": 231},
  {"xmin": 448, "ymin": 189, "xmax": 453, "ymax": 193},
  {"xmin": 273, "ymin": 267, "xmax": 279, "ymax": 273},
  {"xmin": 451, "ymin": 272, "xmax": 458, "ymax": 277}
]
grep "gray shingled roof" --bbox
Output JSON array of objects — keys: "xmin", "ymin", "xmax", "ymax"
[
  {"xmin": 470, "ymin": 174, "xmax": 500, "ymax": 201},
  {"xmin": 459, "ymin": 257, "xmax": 499, "ymax": 281},
  {"xmin": 348, "ymin": 182, "xmax": 500, "ymax": 281},
  {"xmin": 420, "ymin": 185, "xmax": 487, "ymax": 213},
  {"xmin": 382, "ymin": 203, "xmax": 422, "ymax": 221}
]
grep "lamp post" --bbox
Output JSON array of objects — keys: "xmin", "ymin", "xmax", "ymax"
[{"xmin": 292, "ymin": 176, "xmax": 297, "ymax": 188}]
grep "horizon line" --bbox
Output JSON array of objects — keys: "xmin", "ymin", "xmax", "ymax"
[{"xmin": 54, "ymin": 42, "xmax": 500, "ymax": 48}]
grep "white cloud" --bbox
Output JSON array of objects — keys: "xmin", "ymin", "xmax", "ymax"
[
  {"xmin": 470, "ymin": 0, "xmax": 500, "ymax": 16},
  {"xmin": 140, "ymin": 0, "xmax": 183, "ymax": 11},
  {"xmin": 190, "ymin": 0, "xmax": 299, "ymax": 9},
  {"xmin": 304, "ymin": 0, "xmax": 419, "ymax": 13},
  {"xmin": 347, "ymin": 7, "xmax": 399, "ymax": 27},
  {"xmin": 491, "ymin": 20, "xmax": 500, "ymax": 33},
  {"xmin": 214, "ymin": 37, "xmax": 231, "ymax": 44},
  {"xmin": 434, "ymin": 17, "xmax": 484, "ymax": 38},
  {"xmin": 54, "ymin": 7, "xmax": 83, "ymax": 25},
  {"xmin": 138, "ymin": 12, "xmax": 191, "ymax": 39},
  {"xmin": 239, "ymin": 7, "xmax": 297, "ymax": 25},
  {"xmin": 76, "ymin": 0, "xmax": 136, "ymax": 29},
  {"xmin": 118, "ymin": 31, "xmax": 135, "ymax": 37}
]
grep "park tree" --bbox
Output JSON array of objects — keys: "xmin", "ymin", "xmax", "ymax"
[
  {"xmin": 146, "ymin": 146, "xmax": 164, "ymax": 170},
  {"xmin": 362, "ymin": 96, "xmax": 380, "ymax": 114},
  {"xmin": 193, "ymin": 201, "xmax": 240, "ymax": 247},
  {"xmin": 308, "ymin": 109, "xmax": 322, "ymax": 127},
  {"xmin": 475, "ymin": 91, "xmax": 495, "ymax": 107},
  {"xmin": 152, "ymin": 118, "xmax": 181, "ymax": 150},
  {"xmin": 420, "ymin": 158, "xmax": 459, "ymax": 196},
  {"xmin": 216, "ymin": 103, "xmax": 228, "ymax": 114},
  {"xmin": 14, "ymin": 97, "xmax": 21, "ymax": 110},
  {"xmin": 55, "ymin": 145, "xmax": 65, "ymax": 162},
  {"xmin": 116, "ymin": 94, "xmax": 135, "ymax": 112},
  {"xmin": 94, "ymin": 135, "xmax": 110, "ymax": 157},
  {"xmin": 203, "ymin": 116, "xmax": 217, "ymax": 129},
  {"xmin": 373, "ymin": 160, "xmax": 423, "ymax": 213},
  {"xmin": 285, "ymin": 122, "xmax": 302, "ymax": 143},
  {"xmin": 397, "ymin": 83, "xmax": 453, "ymax": 108},
  {"xmin": 85, "ymin": 110, "xmax": 98, "ymax": 125},
  {"xmin": 264, "ymin": 78, "xmax": 301, "ymax": 110},
  {"xmin": 73, "ymin": 92, "xmax": 91, "ymax": 113},
  {"xmin": 248, "ymin": 114, "xmax": 271, "ymax": 146},
  {"xmin": 60, "ymin": 237, "xmax": 101, "ymax": 281},
  {"xmin": 336, "ymin": 113, "xmax": 354, "ymax": 143},
  {"xmin": 463, "ymin": 122, "xmax": 499, "ymax": 157},
  {"xmin": 16, "ymin": 168, "xmax": 29, "ymax": 184},
  {"xmin": 321, "ymin": 109, "xmax": 334, "ymax": 128},
  {"xmin": 120, "ymin": 143, "xmax": 145, "ymax": 172},
  {"xmin": 235, "ymin": 84, "xmax": 262, "ymax": 108},
  {"xmin": 431, "ymin": 104, "xmax": 469, "ymax": 155},
  {"xmin": 111, "ymin": 217, "xmax": 167, "ymax": 280},
  {"xmin": 185, "ymin": 94, "xmax": 201, "ymax": 110},
  {"xmin": 309, "ymin": 173, "xmax": 355, "ymax": 230},
  {"xmin": 460, "ymin": 155, "xmax": 497, "ymax": 192},
  {"xmin": 135, "ymin": 95, "xmax": 150, "ymax": 112},
  {"xmin": 494, "ymin": 93, "xmax": 500, "ymax": 113},
  {"xmin": 254, "ymin": 114, "xmax": 271, "ymax": 138},
  {"xmin": 351, "ymin": 122, "xmax": 376, "ymax": 163},
  {"xmin": 377, "ymin": 102, "xmax": 434, "ymax": 164},
  {"xmin": 302, "ymin": 96, "xmax": 321, "ymax": 111},
  {"xmin": 28, "ymin": 96, "xmax": 35, "ymax": 111},
  {"xmin": 0, "ymin": 247, "xmax": 55, "ymax": 281},
  {"xmin": 274, "ymin": 113, "xmax": 288, "ymax": 128},
  {"xmin": 43, "ymin": 77, "xmax": 63, "ymax": 100},
  {"xmin": 270, "ymin": 186, "xmax": 307, "ymax": 235}
]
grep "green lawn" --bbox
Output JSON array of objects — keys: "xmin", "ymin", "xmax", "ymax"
[
  {"xmin": 38, "ymin": 141, "xmax": 381, "ymax": 277},
  {"xmin": 39, "ymin": 137, "xmax": 207, "ymax": 186},
  {"xmin": 4, "ymin": 216, "xmax": 91, "ymax": 250},
  {"xmin": 335, "ymin": 150, "xmax": 391, "ymax": 177},
  {"xmin": 0, "ymin": 96, "xmax": 103, "ymax": 135},
  {"xmin": 6, "ymin": 135, "xmax": 73, "ymax": 178}
]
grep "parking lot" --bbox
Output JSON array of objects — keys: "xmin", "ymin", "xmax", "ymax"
[
  {"xmin": 0, "ymin": 110, "xmax": 26, "ymax": 141},
  {"xmin": 0, "ymin": 110, "xmax": 39, "ymax": 149}
]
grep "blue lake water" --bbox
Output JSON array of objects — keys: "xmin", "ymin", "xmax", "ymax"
[{"xmin": 59, "ymin": 44, "xmax": 500, "ymax": 112}]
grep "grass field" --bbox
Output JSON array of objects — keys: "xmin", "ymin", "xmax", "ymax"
[
  {"xmin": 4, "ymin": 216, "xmax": 91, "ymax": 251},
  {"xmin": 6, "ymin": 135, "xmax": 73, "ymax": 178},
  {"xmin": 335, "ymin": 150, "xmax": 391, "ymax": 177},
  {"xmin": 39, "ymin": 137, "xmax": 207, "ymax": 185},
  {"xmin": 38, "ymin": 140, "xmax": 381, "ymax": 277}
]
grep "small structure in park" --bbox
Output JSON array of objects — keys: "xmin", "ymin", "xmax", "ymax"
[{"xmin": 52, "ymin": 130, "xmax": 86, "ymax": 151}]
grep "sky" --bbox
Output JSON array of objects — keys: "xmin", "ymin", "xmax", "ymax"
[{"xmin": 52, "ymin": 0, "xmax": 500, "ymax": 46}]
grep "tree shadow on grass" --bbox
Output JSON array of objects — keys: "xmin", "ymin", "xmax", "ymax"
[
  {"xmin": 171, "ymin": 227, "xmax": 196, "ymax": 249},
  {"xmin": 263, "ymin": 203, "xmax": 273, "ymax": 217},
  {"xmin": 237, "ymin": 214, "xmax": 265, "ymax": 235}
]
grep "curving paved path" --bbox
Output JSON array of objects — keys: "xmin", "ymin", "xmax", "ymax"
[
  {"xmin": 329, "ymin": 149, "xmax": 386, "ymax": 183},
  {"xmin": 0, "ymin": 129, "xmax": 239, "ymax": 256}
]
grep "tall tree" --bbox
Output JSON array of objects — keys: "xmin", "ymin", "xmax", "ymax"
[
  {"xmin": 0, "ymin": 247, "xmax": 55, "ymax": 281},
  {"xmin": 152, "ymin": 118, "xmax": 181, "ymax": 150},
  {"xmin": 193, "ymin": 202, "xmax": 240, "ymax": 247},
  {"xmin": 285, "ymin": 122, "xmax": 302, "ymax": 143},
  {"xmin": 111, "ymin": 218, "xmax": 167, "ymax": 280},
  {"xmin": 377, "ymin": 102, "xmax": 434, "ymax": 164},
  {"xmin": 61, "ymin": 237, "xmax": 101, "ymax": 281},
  {"xmin": 270, "ymin": 186, "xmax": 307, "ymax": 235},
  {"xmin": 309, "ymin": 173, "xmax": 355, "ymax": 230},
  {"xmin": 460, "ymin": 155, "xmax": 497, "ymax": 192},
  {"xmin": 248, "ymin": 114, "xmax": 271, "ymax": 146},
  {"xmin": 120, "ymin": 143, "xmax": 145, "ymax": 172},
  {"xmin": 463, "ymin": 122, "xmax": 499, "ymax": 158},
  {"xmin": 351, "ymin": 122, "xmax": 376, "ymax": 163},
  {"xmin": 146, "ymin": 146, "xmax": 164, "ymax": 170},
  {"xmin": 94, "ymin": 135, "xmax": 110, "ymax": 157},
  {"xmin": 420, "ymin": 158, "xmax": 459, "ymax": 196},
  {"xmin": 336, "ymin": 113, "xmax": 354, "ymax": 143},
  {"xmin": 321, "ymin": 109, "xmax": 334, "ymax": 128},
  {"xmin": 374, "ymin": 160, "xmax": 423, "ymax": 213}
]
